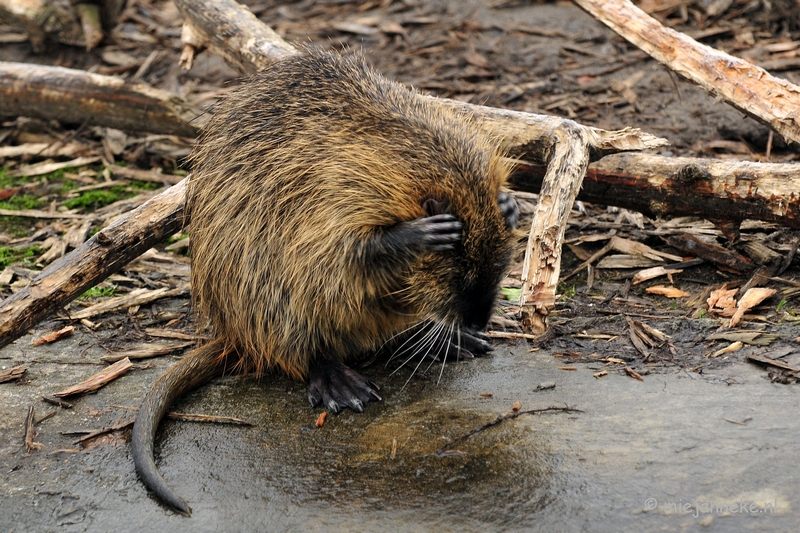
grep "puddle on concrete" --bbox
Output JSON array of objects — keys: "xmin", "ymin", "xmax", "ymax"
[{"xmin": 1, "ymin": 319, "xmax": 799, "ymax": 532}]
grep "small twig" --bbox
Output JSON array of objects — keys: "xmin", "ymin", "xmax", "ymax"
[
  {"xmin": 35, "ymin": 410, "xmax": 58, "ymax": 424},
  {"xmin": 436, "ymin": 405, "xmax": 582, "ymax": 455},
  {"xmin": 42, "ymin": 396, "xmax": 74, "ymax": 409},
  {"xmin": 110, "ymin": 405, "xmax": 253, "ymax": 426},
  {"xmin": 69, "ymin": 418, "xmax": 135, "ymax": 445},
  {"xmin": 24, "ymin": 405, "xmax": 44, "ymax": 453}
]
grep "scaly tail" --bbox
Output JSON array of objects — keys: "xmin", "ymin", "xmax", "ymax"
[{"xmin": 131, "ymin": 339, "xmax": 230, "ymax": 516}]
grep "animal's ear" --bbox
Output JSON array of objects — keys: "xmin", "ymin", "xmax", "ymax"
[{"xmin": 422, "ymin": 197, "xmax": 450, "ymax": 216}]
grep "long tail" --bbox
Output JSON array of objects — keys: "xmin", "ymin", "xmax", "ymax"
[{"xmin": 131, "ymin": 338, "xmax": 229, "ymax": 516}]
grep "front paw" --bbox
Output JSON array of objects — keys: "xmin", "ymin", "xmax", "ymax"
[
  {"xmin": 498, "ymin": 192, "xmax": 519, "ymax": 230},
  {"xmin": 405, "ymin": 214, "xmax": 463, "ymax": 252}
]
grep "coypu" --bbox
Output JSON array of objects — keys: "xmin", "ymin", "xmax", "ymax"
[{"xmin": 131, "ymin": 47, "xmax": 519, "ymax": 515}]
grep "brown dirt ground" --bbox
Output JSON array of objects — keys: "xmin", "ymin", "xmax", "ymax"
[{"xmin": 0, "ymin": 0, "xmax": 799, "ymax": 386}]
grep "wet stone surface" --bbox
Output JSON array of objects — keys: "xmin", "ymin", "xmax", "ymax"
[{"xmin": 1, "ymin": 301, "xmax": 798, "ymax": 532}]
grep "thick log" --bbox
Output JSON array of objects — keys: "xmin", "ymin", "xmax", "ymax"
[
  {"xmin": 512, "ymin": 154, "xmax": 800, "ymax": 229},
  {"xmin": 0, "ymin": 180, "xmax": 186, "ymax": 349},
  {"xmin": 574, "ymin": 0, "xmax": 800, "ymax": 144},
  {"xmin": 0, "ymin": 62, "xmax": 205, "ymax": 137}
]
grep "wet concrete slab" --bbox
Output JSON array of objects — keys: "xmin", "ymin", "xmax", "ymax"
[{"xmin": 1, "ymin": 309, "xmax": 797, "ymax": 532}]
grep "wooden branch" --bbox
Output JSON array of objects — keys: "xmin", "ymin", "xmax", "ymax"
[
  {"xmin": 173, "ymin": 0, "xmax": 295, "ymax": 74},
  {"xmin": 0, "ymin": 180, "xmax": 186, "ymax": 350},
  {"xmin": 512, "ymin": 153, "xmax": 800, "ymax": 229},
  {"xmin": 519, "ymin": 127, "xmax": 591, "ymax": 334},
  {"xmin": 573, "ymin": 0, "xmax": 800, "ymax": 144},
  {"xmin": 0, "ymin": 62, "xmax": 204, "ymax": 136}
]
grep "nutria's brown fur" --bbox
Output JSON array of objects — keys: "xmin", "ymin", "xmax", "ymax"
[{"xmin": 132, "ymin": 47, "xmax": 518, "ymax": 516}]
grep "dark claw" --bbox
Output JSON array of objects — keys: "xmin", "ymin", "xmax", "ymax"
[
  {"xmin": 499, "ymin": 192, "xmax": 519, "ymax": 230},
  {"xmin": 307, "ymin": 360, "xmax": 381, "ymax": 414}
]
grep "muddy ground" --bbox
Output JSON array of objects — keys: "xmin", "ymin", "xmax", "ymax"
[{"xmin": 1, "ymin": 0, "xmax": 799, "ymax": 531}]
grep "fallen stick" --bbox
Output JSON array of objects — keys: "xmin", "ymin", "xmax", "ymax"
[
  {"xmin": 52, "ymin": 357, "xmax": 133, "ymax": 398},
  {"xmin": 573, "ymin": 0, "xmax": 800, "ymax": 144},
  {"xmin": 69, "ymin": 286, "xmax": 187, "ymax": 320},
  {"xmin": 0, "ymin": 62, "xmax": 204, "ymax": 136},
  {"xmin": 100, "ymin": 342, "xmax": 193, "ymax": 363},
  {"xmin": 111, "ymin": 405, "xmax": 252, "ymax": 425},
  {"xmin": 436, "ymin": 405, "xmax": 582, "ymax": 455}
]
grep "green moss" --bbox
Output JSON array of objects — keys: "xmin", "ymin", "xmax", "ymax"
[
  {"xmin": 130, "ymin": 180, "xmax": 162, "ymax": 191},
  {"xmin": 0, "ymin": 194, "xmax": 43, "ymax": 211},
  {"xmin": 79, "ymin": 284, "xmax": 117, "ymax": 299},
  {"xmin": 0, "ymin": 245, "xmax": 40, "ymax": 269},
  {"xmin": 168, "ymin": 232, "xmax": 189, "ymax": 244},
  {"xmin": 63, "ymin": 190, "xmax": 120, "ymax": 210}
]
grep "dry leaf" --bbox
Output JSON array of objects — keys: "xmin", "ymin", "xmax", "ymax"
[
  {"xmin": 315, "ymin": 412, "xmax": 327, "ymax": 428},
  {"xmin": 593, "ymin": 370, "xmax": 608, "ymax": 378},
  {"xmin": 633, "ymin": 266, "xmax": 683, "ymax": 285}
]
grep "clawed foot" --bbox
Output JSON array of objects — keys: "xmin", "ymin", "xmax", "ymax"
[{"xmin": 307, "ymin": 360, "xmax": 382, "ymax": 414}]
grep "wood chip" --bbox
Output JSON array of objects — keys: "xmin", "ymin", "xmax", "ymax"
[
  {"xmin": 708, "ymin": 341, "xmax": 743, "ymax": 358},
  {"xmin": 32, "ymin": 325, "xmax": 75, "ymax": 346},
  {"xmin": 632, "ymin": 266, "xmax": 684, "ymax": 285},
  {"xmin": 729, "ymin": 287, "xmax": 777, "ymax": 327},
  {"xmin": 110, "ymin": 405, "xmax": 252, "ymax": 425},
  {"xmin": 0, "ymin": 208, "xmax": 83, "ymax": 219},
  {"xmin": 593, "ymin": 370, "xmax": 608, "ymax": 378},
  {"xmin": 0, "ymin": 364, "xmax": 27, "ymax": 383},
  {"xmin": 512, "ymin": 400, "xmax": 522, "ymax": 411},
  {"xmin": 53, "ymin": 357, "xmax": 133, "ymax": 398},
  {"xmin": 315, "ymin": 411, "xmax": 327, "ymax": 427},
  {"xmin": 645, "ymin": 285, "xmax": 690, "ymax": 298},
  {"xmin": 706, "ymin": 331, "xmax": 779, "ymax": 346}
]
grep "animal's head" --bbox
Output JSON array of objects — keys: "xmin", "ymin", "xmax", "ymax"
[{"xmin": 401, "ymin": 147, "xmax": 518, "ymax": 332}]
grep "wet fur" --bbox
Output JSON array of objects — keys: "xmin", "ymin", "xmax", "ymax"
[
  {"xmin": 187, "ymin": 49, "xmax": 514, "ymax": 378},
  {"xmin": 132, "ymin": 47, "xmax": 516, "ymax": 515}
]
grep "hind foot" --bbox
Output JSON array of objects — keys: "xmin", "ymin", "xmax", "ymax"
[{"xmin": 308, "ymin": 360, "xmax": 382, "ymax": 414}]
